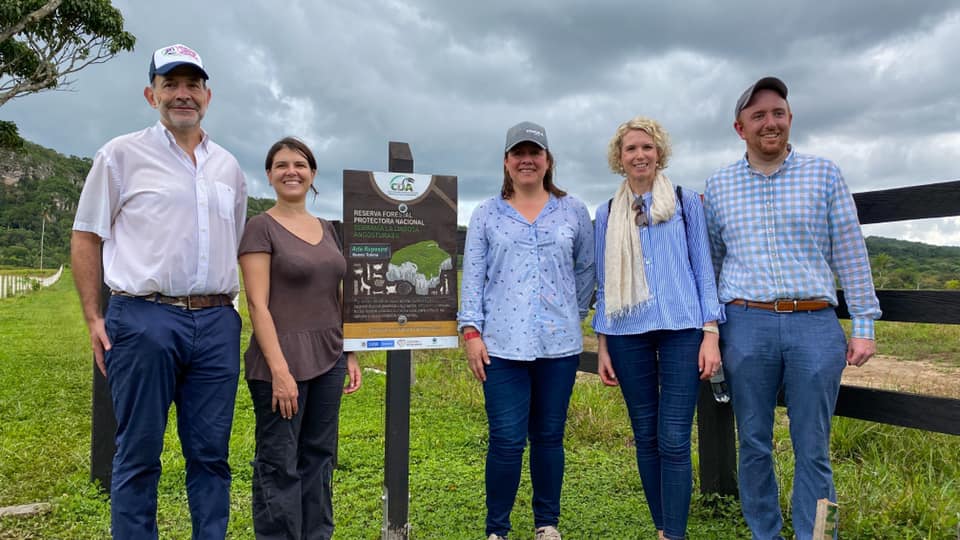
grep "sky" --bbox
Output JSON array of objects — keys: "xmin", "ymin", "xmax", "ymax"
[{"xmin": 4, "ymin": 0, "xmax": 960, "ymax": 244}]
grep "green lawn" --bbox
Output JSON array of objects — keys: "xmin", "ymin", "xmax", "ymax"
[{"xmin": 0, "ymin": 274, "xmax": 957, "ymax": 538}]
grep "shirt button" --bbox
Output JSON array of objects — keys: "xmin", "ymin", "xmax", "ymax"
[{"xmin": 645, "ymin": 259, "xmax": 651, "ymax": 265}]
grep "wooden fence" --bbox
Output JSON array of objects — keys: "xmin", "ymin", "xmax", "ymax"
[
  {"xmin": 601, "ymin": 180, "xmax": 960, "ymax": 496},
  {"xmin": 451, "ymin": 179, "xmax": 960, "ymax": 496},
  {"xmin": 91, "ymin": 179, "xmax": 960, "ymax": 503}
]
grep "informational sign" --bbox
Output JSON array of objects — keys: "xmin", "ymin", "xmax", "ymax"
[{"xmin": 342, "ymin": 170, "xmax": 458, "ymax": 351}]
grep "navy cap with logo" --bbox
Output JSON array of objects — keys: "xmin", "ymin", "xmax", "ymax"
[
  {"xmin": 148, "ymin": 43, "xmax": 209, "ymax": 82},
  {"xmin": 505, "ymin": 121, "xmax": 549, "ymax": 152},
  {"xmin": 734, "ymin": 76, "xmax": 788, "ymax": 119}
]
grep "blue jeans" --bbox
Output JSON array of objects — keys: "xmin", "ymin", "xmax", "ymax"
[
  {"xmin": 722, "ymin": 305, "xmax": 847, "ymax": 540},
  {"xmin": 247, "ymin": 355, "xmax": 347, "ymax": 540},
  {"xmin": 606, "ymin": 329, "xmax": 702, "ymax": 540},
  {"xmin": 483, "ymin": 355, "xmax": 579, "ymax": 537},
  {"xmin": 104, "ymin": 295, "xmax": 240, "ymax": 540}
]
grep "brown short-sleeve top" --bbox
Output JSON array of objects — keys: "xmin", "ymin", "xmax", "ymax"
[{"xmin": 239, "ymin": 213, "xmax": 346, "ymax": 382}]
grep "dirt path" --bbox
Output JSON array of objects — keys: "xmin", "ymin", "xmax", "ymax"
[
  {"xmin": 841, "ymin": 354, "xmax": 960, "ymax": 398},
  {"xmin": 582, "ymin": 336, "xmax": 959, "ymax": 398}
]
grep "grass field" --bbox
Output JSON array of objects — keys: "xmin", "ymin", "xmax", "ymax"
[{"xmin": 0, "ymin": 274, "xmax": 958, "ymax": 538}]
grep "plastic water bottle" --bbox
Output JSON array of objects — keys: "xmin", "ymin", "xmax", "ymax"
[{"xmin": 710, "ymin": 370, "xmax": 730, "ymax": 403}]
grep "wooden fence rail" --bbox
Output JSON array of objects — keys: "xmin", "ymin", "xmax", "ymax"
[
  {"xmin": 92, "ymin": 180, "xmax": 960, "ymax": 502},
  {"xmin": 454, "ymin": 179, "xmax": 960, "ymax": 496}
]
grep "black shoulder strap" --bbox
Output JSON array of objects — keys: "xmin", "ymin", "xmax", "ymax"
[{"xmin": 676, "ymin": 185, "xmax": 685, "ymax": 225}]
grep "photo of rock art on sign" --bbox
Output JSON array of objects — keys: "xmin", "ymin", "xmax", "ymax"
[{"xmin": 351, "ymin": 240, "xmax": 453, "ymax": 297}]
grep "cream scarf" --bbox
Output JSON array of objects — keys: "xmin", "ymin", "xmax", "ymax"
[{"xmin": 603, "ymin": 173, "xmax": 676, "ymax": 318}]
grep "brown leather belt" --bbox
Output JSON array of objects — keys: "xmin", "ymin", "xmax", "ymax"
[
  {"xmin": 728, "ymin": 298, "xmax": 832, "ymax": 313},
  {"xmin": 112, "ymin": 291, "xmax": 232, "ymax": 310}
]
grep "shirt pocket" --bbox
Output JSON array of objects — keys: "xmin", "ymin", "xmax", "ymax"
[{"xmin": 214, "ymin": 182, "xmax": 236, "ymax": 221}]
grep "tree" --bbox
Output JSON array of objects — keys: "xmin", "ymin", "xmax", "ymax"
[
  {"xmin": 871, "ymin": 252, "xmax": 893, "ymax": 289},
  {"xmin": 0, "ymin": 0, "xmax": 135, "ymax": 110}
]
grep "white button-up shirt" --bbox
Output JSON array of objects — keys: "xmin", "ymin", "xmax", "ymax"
[{"xmin": 73, "ymin": 121, "xmax": 248, "ymax": 297}]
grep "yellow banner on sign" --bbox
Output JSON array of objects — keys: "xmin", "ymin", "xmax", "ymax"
[{"xmin": 344, "ymin": 321, "xmax": 458, "ymax": 338}]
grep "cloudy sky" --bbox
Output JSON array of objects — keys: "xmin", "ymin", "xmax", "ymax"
[{"xmin": 4, "ymin": 0, "xmax": 960, "ymax": 244}]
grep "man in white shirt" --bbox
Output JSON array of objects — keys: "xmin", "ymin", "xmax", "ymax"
[{"xmin": 71, "ymin": 43, "xmax": 247, "ymax": 540}]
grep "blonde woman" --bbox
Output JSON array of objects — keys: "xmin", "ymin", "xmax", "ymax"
[{"xmin": 593, "ymin": 117, "xmax": 723, "ymax": 540}]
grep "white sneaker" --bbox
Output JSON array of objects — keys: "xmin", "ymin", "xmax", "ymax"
[
  {"xmin": 535, "ymin": 526, "xmax": 562, "ymax": 540},
  {"xmin": 487, "ymin": 535, "xmax": 507, "ymax": 540}
]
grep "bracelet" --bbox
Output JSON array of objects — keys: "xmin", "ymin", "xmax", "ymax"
[
  {"xmin": 463, "ymin": 330, "xmax": 481, "ymax": 341},
  {"xmin": 702, "ymin": 326, "xmax": 719, "ymax": 335}
]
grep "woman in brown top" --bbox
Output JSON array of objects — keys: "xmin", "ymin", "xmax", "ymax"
[{"xmin": 239, "ymin": 137, "xmax": 361, "ymax": 540}]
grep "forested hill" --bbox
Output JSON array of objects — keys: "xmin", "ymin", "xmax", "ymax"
[
  {"xmin": 866, "ymin": 236, "xmax": 960, "ymax": 289},
  {"xmin": 0, "ymin": 140, "xmax": 273, "ymax": 268},
  {"xmin": 1, "ymin": 140, "xmax": 959, "ymax": 289}
]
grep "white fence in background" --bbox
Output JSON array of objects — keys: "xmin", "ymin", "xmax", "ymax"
[{"xmin": 0, "ymin": 265, "xmax": 64, "ymax": 299}]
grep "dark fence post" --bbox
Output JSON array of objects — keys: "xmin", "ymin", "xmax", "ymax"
[
  {"xmin": 382, "ymin": 141, "xmax": 413, "ymax": 540},
  {"xmin": 90, "ymin": 257, "xmax": 116, "ymax": 492},
  {"xmin": 695, "ymin": 383, "xmax": 738, "ymax": 497}
]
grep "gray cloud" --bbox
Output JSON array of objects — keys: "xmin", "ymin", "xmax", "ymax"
[{"xmin": 2, "ymin": 0, "xmax": 958, "ymax": 243}]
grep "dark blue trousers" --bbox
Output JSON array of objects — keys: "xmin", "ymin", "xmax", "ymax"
[
  {"xmin": 606, "ymin": 329, "xmax": 702, "ymax": 540},
  {"xmin": 104, "ymin": 295, "xmax": 240, "ymax": 540},
  {"xmin": 482, "ymin": 354, "xmax": 579, "ymax": 537}
]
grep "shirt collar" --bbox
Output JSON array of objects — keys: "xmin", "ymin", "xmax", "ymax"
[
  {"xmin": 497, "ymin": 192, "xmax": 558, "ymax": 222},
  {"xmin": 152, "ymin": 120, "xmax": 209, "ymax": 151},
  {"xmin": 740, "ymin": 144, "xmax": 794, "ymax": 176}
]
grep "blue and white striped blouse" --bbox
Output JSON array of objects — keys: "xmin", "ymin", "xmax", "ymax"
[{"xmin": 592, "ymin": 187, "xmax": 724, "ymax": 335}]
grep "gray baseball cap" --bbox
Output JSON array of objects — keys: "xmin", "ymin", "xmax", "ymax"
[
  {"xmin": 734, "ymin": 77, "xmax": 788, "ymax": 118},
  {"xmin": 505, "ymin": 121, "xmax": 549, "ymax": 152}
]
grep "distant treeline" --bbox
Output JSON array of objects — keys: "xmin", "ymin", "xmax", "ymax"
[
  {"xmin": 866, "ymin": 236, "xmax": 960, "ymax": 290},
  {"xmin": 1, "ymin": 141, "xmax": 958, "ymax": 289}
]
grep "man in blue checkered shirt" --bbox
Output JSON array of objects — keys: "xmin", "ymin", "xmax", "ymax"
[{"xmin": 703, "ymin": 76, "xmax": 881, "ymax": 540}]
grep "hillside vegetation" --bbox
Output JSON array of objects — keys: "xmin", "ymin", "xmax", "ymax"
[
  {"xmin": 2, "ymin": 139, "xmax": 959, "ymax": 287},
  {"xmin": 0, "ymin": 140, "xmax": 273, "ymax": 268}
]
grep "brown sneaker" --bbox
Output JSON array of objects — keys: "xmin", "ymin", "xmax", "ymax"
[{"xmin": 535, "ymin": 526, "xmax": 562, "ymax": 540}]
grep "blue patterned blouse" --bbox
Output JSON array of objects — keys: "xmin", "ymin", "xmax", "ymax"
[{"xmin": 458, "ymin": 194, "xmax": 595, "ymax": 360}]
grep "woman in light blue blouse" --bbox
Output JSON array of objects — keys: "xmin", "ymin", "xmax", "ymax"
[
  {"xmin": 593, "ymin": 116, "xmax": 723, "ymax": 540},
  {"xmin": 459, "ymin": 121, "xmax": 595, "ymax": 540}
]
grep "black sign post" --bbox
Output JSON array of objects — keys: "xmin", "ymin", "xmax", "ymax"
[
  {"xmin": 91, "ymin": 261, "xmax": 116, "ymax": 492},
  {"xmin": 381, "ymin": 141, "xmax": 413, "ymax": 539}
]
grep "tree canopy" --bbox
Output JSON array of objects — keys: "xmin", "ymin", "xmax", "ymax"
[{"xmin": 0, "ymin": 0, "xmax": 135, "ymax": 144}]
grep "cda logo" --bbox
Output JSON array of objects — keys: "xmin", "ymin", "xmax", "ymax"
[{"xmin": 389, "ymin": 175, "xmax": 415, "ymax": 193}]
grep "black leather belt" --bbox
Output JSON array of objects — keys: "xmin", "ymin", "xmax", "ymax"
[{"xmin": 112, "ymin": 291, "xmax": 232, "ymax": 310}]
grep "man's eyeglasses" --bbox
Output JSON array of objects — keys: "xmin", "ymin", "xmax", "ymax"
[{"xmin": 632, "ymin": 199, "xmax": 648, "ymax": 227}]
